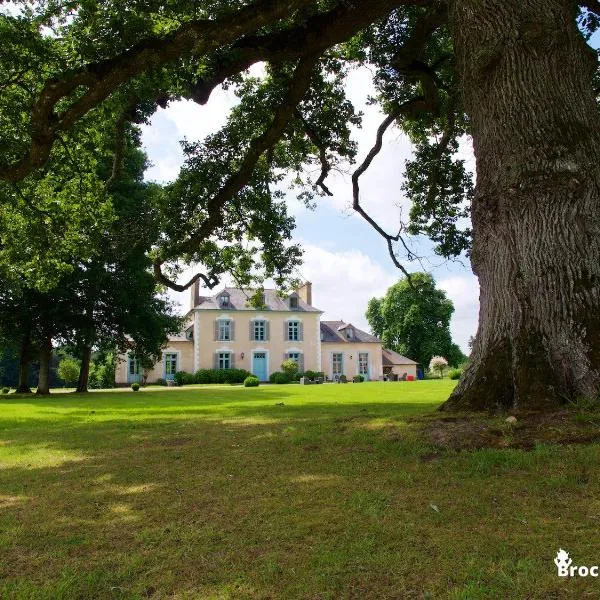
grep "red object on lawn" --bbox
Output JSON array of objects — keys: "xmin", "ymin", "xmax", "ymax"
[{"xmin": 407, "ymin": 375, "xmax": 415, "ymax": 381}]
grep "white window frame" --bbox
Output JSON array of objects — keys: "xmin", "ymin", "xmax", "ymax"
[
  {"xmin": 218, "ymin": 319, "xmax": 232, "ymax": 341},
  {"xmin": 254, "ymin": 319, "xmax": 266, "ymax": 342},
  {"xmin": 332, "ymin": 352, "xmax": 343, "ymax": 376},
  {"xmin": 358, "ymin": 352, "xmax": 369, "ymax": 377},
  {"xmin": 164, "ymin": 352, "xmax": 179, "ymax": 379},
  {"xmin": 218, "ymin": 351, "xmax": 232, "ymax": 370},
  {"xmin": 287, "ymin": 320, "xmax": 300, "ymax": 341},
  {"xmin": 128, "ymin": 355, "xmax": 140, "ymax": 376},
  {"xmin": 219, "ymin": 293, "xmax": 230, "ymax": 308}
]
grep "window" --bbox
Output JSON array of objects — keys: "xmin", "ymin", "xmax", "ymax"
[
  {"xmin": 128, "ymin": 356, "xmax": 140, "ymax": 375},
  {"xmin": 332, "ymin": 353, "xmax": 343, "ymax": 376},
  {"xmin": 346, "ymin": 328, "xmax": 354, "ymax": 340},
  {"xmin": 254, "ymin": 320, "xmax": 266, "ymax": 341},
  {"xmin": 287, "ymin": 320, "xmax": 300, "ymax": 341},
  {"xmin": 218, "ymin": 319, "xmax": 232, "ymax": 341},
  {"xmin": 219, "ymin": 293, "xmax": 230, "ymax": 308},
  {"xmin": 165, "ymin": 353, "xmax": 178, "ymax": 379},
  {"xmin": 359, "ymin": 353, "xmax": 369, "ymax": 376},
  {"xmin": 289, "ymin": 296, "xmax": 299, "ymax": 309},
  {"xmin": 218, "ymin": 352, "xmax": 231, "ymax": 369}
]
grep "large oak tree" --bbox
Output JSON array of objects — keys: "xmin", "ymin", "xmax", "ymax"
[{"xmin": 1, "ymin": 0, "xmax": 599, "ymax": 411}]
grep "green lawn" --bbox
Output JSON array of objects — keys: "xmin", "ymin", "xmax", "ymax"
[{"xmin": 0, "ymin": 381, "xmax": 598, "ymax": 599}]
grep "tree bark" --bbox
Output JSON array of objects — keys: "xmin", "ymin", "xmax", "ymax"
[
  {"xmin": 441, "ymin": 0, "xmax": 600, "ymax": 411},
  {"xmin": 36, "ymin": 337, "xmax": 52, "ymax": 396},
  {"xmin": 16, "ymin": 333, "xmax": 32, "ymax": 394},
  {"xmin": 75, "ymin": 346, "xmax": 92, "ymax": 393}
]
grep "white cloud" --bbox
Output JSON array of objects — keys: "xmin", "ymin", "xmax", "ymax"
[
  {"xmin": 298, "ymin": 242, "xmax": 397, "ymax": 332},
  {"xmin": 439, "ymin": 273, "xmax": 480, "ymax": 353}
]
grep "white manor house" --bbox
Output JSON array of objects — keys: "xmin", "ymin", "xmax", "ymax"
[{"xmin": 116, "ymin": 282, "xmax": 417, "ymax": 384}]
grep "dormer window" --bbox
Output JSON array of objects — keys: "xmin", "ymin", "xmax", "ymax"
[
  {"xmin": 219, "ymin": 292, "xmax": 230, "ymax": 308},
  {"xmin": 346, "ymin": 328, "xmax": 354, "ymax": 340},
  {"xmin": 289, "ymin": 295, "xmax": 299, "ymax": 309}
]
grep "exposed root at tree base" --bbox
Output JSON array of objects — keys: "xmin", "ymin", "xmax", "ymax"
[{"xmin": 418, "ymin": 409, "xmax": 600, "ymax": 451}]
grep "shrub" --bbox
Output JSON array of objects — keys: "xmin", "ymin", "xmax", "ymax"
[
  {"xmin": 194, "ymin": 369, "xmax": 213, "ymax": 384},
  {"xmin": 448, "ymin": 368, "xmax": 462, "ymax": 380},
  {"xmin": 2, "ymin": 387, "xmax": 9, "ymax": 394},
  {"xmin": 155, "ymin": 378, "xmax": 167, "ymax": 386},
  {"xmin": 352, "ymin": 375, "xmax": 365, "ymax": 383},
  {"xmin": 192, "ymin": 368, "xmax": 252, "ymax": 385},
  {"xmin": 57, "ymin": 357, "xmax": 80, "ymax": 386},
  {"xmin": 339, "ymin": 374, "xmax": 348, "ymax": 383},
  {"xmin": 175, "ymin": 371, "xmax": 195, "ymax": 386},
  {"xmin": 281, "ymin": 359, "xmax": 299, "ymax": 378},
  {"xmin": 269, "ymin": 371, "xmax": 291, "ymax": 384},
  {"xmin": 244, "ymin": 376, "xmax": 259, "ymax": 387},
  {"xmin": 223, "ymin": 368, "xmax": 252, "ymax": 384},
  {"xmin": 131, "ymin": 382, "xmax": 140, "ymax": 391}
]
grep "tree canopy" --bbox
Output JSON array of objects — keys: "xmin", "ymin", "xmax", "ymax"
[
  {"xmin": 2, "ymin": 0, "xmax": 600, "ymax": 409},
  {"xmin": 366, "ymin": 273, "xmax": 465, "ymax": 368}
]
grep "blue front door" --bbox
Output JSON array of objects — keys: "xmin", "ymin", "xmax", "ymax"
[{"xmin": 253, "ymin": 352, "xmax": 267, "ymax": 381}]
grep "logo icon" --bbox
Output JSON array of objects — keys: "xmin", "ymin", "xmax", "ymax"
[
  {"xmin": 554, "ymin": 549, "xmax": 599, "ymax": 577},
  {"xmin": 555, "ymin": 549, "xmax": 573, "ymax": 576}
]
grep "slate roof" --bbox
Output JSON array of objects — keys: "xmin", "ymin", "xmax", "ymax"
[
  {"xmin": 382, "ymin": 347, "xmax": 418, "ymax": 366},
  {"xmin": 320, "ymin": 321, "xmax": 382, "ymax": 343},
  {"xmin": 194, "ymin": 287, "xmax": 322, "ymax": 312}
]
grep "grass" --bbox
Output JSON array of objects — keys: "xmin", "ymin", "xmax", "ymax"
[{"xmin": 0, "ymin": 381, "xmax": 598, "ymax": 599}]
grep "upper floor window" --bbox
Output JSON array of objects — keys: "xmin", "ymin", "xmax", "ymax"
[
  {"xmin": 346, "ymin": 328, "xmax": 354, "ymax": 340},
  {"xmin": 216, "ymin": 319, "xmax": 232, "ymax": 341},
  {"xmin": 287, "ymin": 320, "xmax": 301, "ymax": 341},
  {"xmin": 253, "ymin": 320, "xmax": 266, "ymax": 341},
  {"xmin": 219, "ymin": 292, "xmax": 230, "ymax": 308},
  {"xmin": 289, "ymin": 295, "xmax": 299, "ymax": 309}
]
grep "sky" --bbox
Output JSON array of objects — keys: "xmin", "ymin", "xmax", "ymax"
[{"xmin": 139, "ymin": 66, "xmax": 479, "ymax": 353}]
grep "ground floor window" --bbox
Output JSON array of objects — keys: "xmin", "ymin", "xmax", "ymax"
[
  {"xmin": 218, "ymin": 352, "xmax": 232, "ymax": 370},
  {"xmin": 128, "ymin": 356, "xmax": 141, "ymax": 383},
  {"xmin": 164, "ymin": 353, "xmax": 178, "ymax": 379},
  {"xmin": 129, "ymin": 357, "xmax": 139, "ymax": 375},
  {"xmin": 358, "ymin": 353, "xmax": 369, "ymax": 377},
  {"xmin": 332, "ymin": 353, "xmax": 343, "ymax": 376}
]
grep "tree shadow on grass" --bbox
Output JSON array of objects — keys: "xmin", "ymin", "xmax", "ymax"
[
  {"xmin": 0, "ymin": 391, "xmax": 597, "ymax": 599},
  {"xmin": 0, "ymin": 392, "xmax": 447, "ymax": 598}
]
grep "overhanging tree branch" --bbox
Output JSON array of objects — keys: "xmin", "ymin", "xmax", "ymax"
[
  {"xmin": 154, "ymin": 53, "xmax": 321, "ymax": 291},
  {"xmin": 0, "ymin": 0, "xmax": 312, "ymax": 183},
  {"xmin": 0, "ymin": 0, "xmax": 433, "ymax": 183}
]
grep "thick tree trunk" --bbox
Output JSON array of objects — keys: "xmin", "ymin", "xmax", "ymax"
[
  {"xmin": 442, "ymin": 0, "xmax": 600, "ymax": 411},
  {"xmin": 75, "ymin": 346, "xmax": 92, "ymax": 393},
  {"xmin": 36, "ymin": 337, "xmax": 52, "ymax": 396},
  {"xmin": 16, "ymin": 333, "xmax": 32, "ymax": 394}
]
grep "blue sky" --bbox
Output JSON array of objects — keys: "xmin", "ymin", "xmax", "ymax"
[{"xmin": 140, "ymin": 67, "xmax": 479, "ymax": 352}]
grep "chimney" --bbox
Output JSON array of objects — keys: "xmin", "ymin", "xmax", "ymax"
[
  {"xmin": 190, "ymin": 279, "xmax": 201, "ymax": 310},
  {"xmin": 297, "ymin": 281, "xmax": 312, "ymax": 306}
]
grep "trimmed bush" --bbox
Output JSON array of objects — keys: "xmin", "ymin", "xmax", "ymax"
[
  {"xmin": 155, "ymin": 378, "xmax": 168, "ymax": 386},
  {"xmin": 352, "ymin": 375, "xmax": 365, "ymax": 383},
  {"xmin": 131, "ymin": 382, "xmax": 140, "ymax": 391},
  {"xmin": 448, "ymin": 368, "xmax": 462, "ymax": 380},
  {"xmin": 194, "ymin": 369, "xmax": 213, "ymax": 384},
  {"xmin": 339, "ymin": 375, "xmax": 348, "ymax": 383},
  {"xmin": 244, "ymin": 376, "xmax": 259, "ymax": 387},
  {"xmin": 269, "ymin": 371, "xmax": 291, "ymax": 384},
  {"xmin": 191, "ymin": 368, "xmax": 252, "ymax": 385},
  {"xmin": 223, "ymin": 368, "xmax": 252, "ymax": 384},
  {"xmin": 175, "ymin": 371, "xmax": 195, "ymax": 386},
  {"xmin": 2, "ymin": 387, "xmax": 9, "ymax": 394}
]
